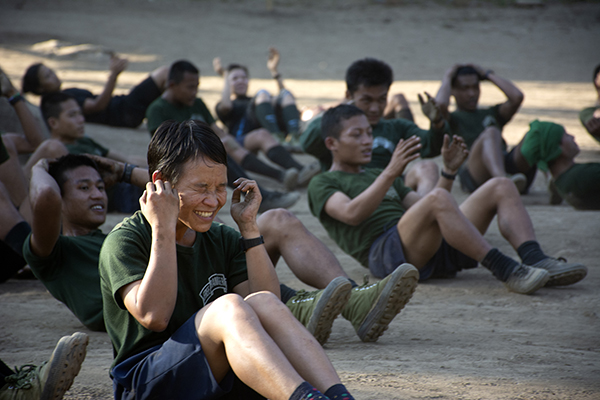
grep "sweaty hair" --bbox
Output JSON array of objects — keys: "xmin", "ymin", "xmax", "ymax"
[
  {"xmin": 226, "ymin": 63, "xmax": 249, "ymax": 76},
  {"xmin": 148, "ymin": 120, "xmax": 228, "ymax": 185},
  {"xmin": 321, "ymin": 104, "xmax": 366, "ymax": 140},
  {"xmin": 593, "ymin": 64, "xmax": 600, "ymax": 83},
  {"xmin": 22, "ymin": 63, "xmax": 44, "ymax": 95},
  {"xmin": 168, "ymin": 60, "xmax": 199, "ymax": 84},
  {"xmin": 345, "ymin": 58, "xmax": 393, "ymax": 95},
  {"xmin": 48, "ymin": 154, "xmax": 100, "ymax": 194},
  {"xmin": 40, "ymin": 92, "xmax": 77, "ymax": 128},
  {"xmin": 451, "ymin": 66, "xmax": 480, "ymax": 87}
]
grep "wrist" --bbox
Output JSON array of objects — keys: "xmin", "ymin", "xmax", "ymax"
[
  {"xmin": 441, "ymin": 169, "xmax": 457, "ymax": 180},
  {"xmin": 121, "ymin": 163, "xmax": 136, "ymax": 184},
  {"xmin": 272, "ymin": 73, "xmax": 281, "ymax": 80},
  {"xmin": 239, "ymin": 235, "xmax": 264, "ymax": 252},
  {"xmin": 8, "ymin": 92, "xmax": 24, "ymax": 106}
]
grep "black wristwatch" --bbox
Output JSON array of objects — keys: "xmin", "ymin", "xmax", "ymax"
[
  {"xmin": 441, "ymin": 170, "xmax": 456, "ymax": 180},
  {"xmin": 240, "ymin": 235, "xmax": 264, "ymax": 252},
  {"xmin": 121, "ymin": 163, "xmax": 136, "ymax": 184}
]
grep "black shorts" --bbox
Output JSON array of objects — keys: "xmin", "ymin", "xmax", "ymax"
[
  {"xmin": 368, "ymin": 224, "xmax": 478, "ymax": 281},
  {"xmin": 106, "ymin": 77, "xmax": 162, "ymax": 128},
  {"xmin": 459, "ymin": 147, "xmax": 537, "ymax": 193}
]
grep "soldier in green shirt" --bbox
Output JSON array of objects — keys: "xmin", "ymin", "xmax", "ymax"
[
  {"xmin": 309, "ymin": 104, "xmax": 586, "ymax": 295},
  {"xmin": 579, "ymin": 64, "xmax": 600, "ymax": 144},
  {"xmin": 300, "ymin": 58, "xmax": 446, "ymax": 196},
  {"xmin": 100, "ymin": 120, "xmax": 357, "ymax": 400},
  {"xmin": 435, "ymin": 64, "xmax": 536, "ymax": 194}
]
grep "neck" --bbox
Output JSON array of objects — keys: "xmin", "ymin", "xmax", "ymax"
[
  {"xmin": 52, "ymin": 133, "xmax": 77, "ymax": 145},
  {"xmin": 548, "ymin": 155, "xmax": 575, "ymax": 178},
  {"xmin": 175, "ymin": 222, "xmax": 196, "ymax": 247},
  {"xmin": 162, "ymin": 90, "xmax": 179, "ymax": 106},
  {"xmin": 62, "ymin": 222, "xmax": 97, "ymax": 237},
  {"xmin": 329, "ymin": 159, "xmax": 363, "ymax": 174}
]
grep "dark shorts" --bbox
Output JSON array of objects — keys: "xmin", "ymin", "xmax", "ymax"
[
  {"xmin": 459, "ymin": 147, "xmax": 537, "ymax": 193},
  {"xmin": 107, "ymin": 77, "xmax": 162, "ymax": 128},
  {"xmin": 368, "ymin": 224, "xmax": 478, "ymax": 281},
  {"xmin": 112, "ymin": 313, "xmax": 265, "ymax": 400},
  {"xmin": 235, "ymin": 90, "xmax": 289, "ymax": 146}
]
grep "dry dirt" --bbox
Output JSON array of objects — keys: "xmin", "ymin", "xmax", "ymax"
[{"xmin": 0, "ymin": 1, "xmax": 599, "ymax": 399}]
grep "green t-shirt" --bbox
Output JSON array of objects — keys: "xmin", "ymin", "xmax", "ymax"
[
  {"xmin": 307, "ymin": 168, "xmax": 412, "ymax": 267},
  {"xmin": 554, "ymin": 163, "xmax": 600, "ymax": 209},
  {"xmin": 22, "ymin": 230, "xmax": 106, "ymax": 332},
  {"xmin": 99, "ymin": 211, "xmax": 248, "ymax": 368},
  {"xmin": 145, "ymin": 97, "xmax": 216, "ymax": 135},
  {"xmin": 300, "ymin": 115, "xmax": 446, "ymax": 171},
  {"xmin": 65, "ymin": 136, "xmax": 109, "ymax": 157},
  {"xmin": 449, "ymin": 104, "xmax": 507, "ymax": 149}
]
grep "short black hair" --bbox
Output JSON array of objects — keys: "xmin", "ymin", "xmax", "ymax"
[
  {"xmin": 148, "ymin": 120, "xmax": 228, "ymax": 186},
  {"xmin": 48, "ymin": 154, "xmax": 100, "ymax": 194},
  {"xmin": 226, "ymin": 63, "xmax": 249, "ymax": 76},
  {"xmin": 593, "ymin": 64, "xmax": 600, "ymax": 83},
  {"xmin": 22, "ymin": 63, "xmax": 43, "ymax": 95},
  {"xmin": 345, "ymin": 58, "xmax": 393, "ymax": 95},
  {"xmin": 40, "ymin": 92, "xmax": 78, "ymax": 128},
  {"xmin": 321, "ymin": 104, "xmax": 365, "ymax": 140},
  {"xmin": 451, "ymin": 66, "xmax": 480, "ymax": 87},
  {"xmin": 168, "ymin": 60, "xmax": 199, "ymax": 84}
]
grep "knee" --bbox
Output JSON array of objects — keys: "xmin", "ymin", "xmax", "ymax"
[
  {"xmin": 254, "ymin": 90, "xmax": 272, "ymax": 104},
  {"xmin": 425, "ymin": 188, "xmax": 455, "ymax": 210},
  {"xmin": 484, "ymin": 176, "xmax": 518, "ymax": 196},
  {"xmin": 245, "ymin": 291, "xmax": 287, "ymax": 317},
  {"xmin": 278, "ymin": 89, "xmax": 296, "ymax": 106},
  {"xmin": 411, "ymin": 160, "xmax": 438, "ymax": 177},
  {"xmin": 39, "ymin": 139, "xmax": 68, "ymax": 158},
  {"xmin": 209, "ymin": 293, "xmax": 252, "ymax": 321},
  {"xmin": 257, "ymin": 208, "xmax": 302, "ymax": 239},
  {"xmin": 253, "ymin": 128, "xmax": 275, "ymax": 142},
  {"xmin": 480, "ymin": 126, "xmax": 502, "ymax": 141},
  {"xmin": 389, "ymin": 93, "xmax": 408, "ymax": 107}
]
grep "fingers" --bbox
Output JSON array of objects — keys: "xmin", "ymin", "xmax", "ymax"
[
  {"xmin": 442, "ymin": 134, "xmax": 450, "ymax": 149},
  {"xmin": 418, "ymin": 93, "xmax": 424, "ymax": 106}
]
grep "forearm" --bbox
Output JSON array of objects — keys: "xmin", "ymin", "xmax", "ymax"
[
  {"xmin": 335, "ymin": 172, "xmax": 397, "ymax": 225},
  {"xmin": 29, "ymin": 165, "xmax": 62, "ymax": 256},
  {"xmin": 435, "ymin": 75, "xmax": 453, "ymax": 116},
  {"xmin": 218, "ymin": 76, "xmax": 233, "ymax": 113},
  {"xmin": 13, "ymin": 100, "xmax": 45, "ymax": 151},
  {"xmin": 238, "ymin": 222, "xmax": 280, "ymax": 296},
  {"xmin": 85, "ymin": 73, "xmax": 119, "ymax": 113}
]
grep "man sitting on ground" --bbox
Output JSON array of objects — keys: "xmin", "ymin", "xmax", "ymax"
[
  {"xmin": 308, "ymin": 104, "xmax": 587, "ymax": 295},
  {"xmin": 24, "ymin": 152, "xmax": 416, "ymax": 345},
  {"xmin": 520, "ymin": 120, "xmax": 600, "ymax": 210},
  {"xmin": 300, "ymin": 58, "xmax": 446, "ymax": 196},
  {"xmin": 22, "ymin": 56, "xmax": 169, "ymax": 128},
  {"xmin": 434, "ymin": 63, "xmax": 536, "ymax": 194},
  {"xmin": 99, "ymin": 120, "xmax": 359, "ymax": 400},
  {"xmin": 212, "ymin": 48, "xmax": 320, "ymax": 187},
  {"xmin": 579, "ymin": 64, "xmax": 600, "ymax": 144}
]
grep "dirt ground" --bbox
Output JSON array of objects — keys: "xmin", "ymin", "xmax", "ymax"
[{"xmin": 1, "ymin": 1, "xmax": 599, "ymax": 399}]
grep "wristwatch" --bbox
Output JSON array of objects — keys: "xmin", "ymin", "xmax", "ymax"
[{"xmin": 239, "ymin": 235, "xmax": 265, "ymax": 252}]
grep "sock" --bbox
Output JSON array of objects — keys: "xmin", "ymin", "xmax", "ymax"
[
  {"xmin": 226, "ymin": 156, "xmax": 249, "ymax": 188},
  {"xmin": 280, "ymin": 284, "xmax": 298, "ymax": 304},
  {"xmin": 266, "ymin": 145, "xmax": 303, "ymax": 170},
  {"xmin": 241, "ymin": 153, "xmax": 284, "ymax": 181},
  {"xmin": 255, "ymin": 102, "xmax": 282, "ymax": 135},
  {"xmin": 4, "ymin": 221, "xmax": 31, "ymax": 257},
  {"xmin": 481, "ymin": 248, "xmax": 519, "ymax": 282},
  {"xmin": 517, "ymin": 240, "xmax": 547, "ymax": 265},
  {"xmin": 325, "ymin": 383, "xmax": 354, "ymax": 400},
  {"xmin": 281, "ymin": 104, "xmax": 300, "ymax": 136},
  {"xmin": 289, "ymin": 382, "xmax": 329, "ymax": 400}
]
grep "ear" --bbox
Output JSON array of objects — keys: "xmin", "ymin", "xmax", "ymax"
[
  {"xmin": 345, "ymin": 90, "xmax": 353, "ymax": 101},
  {"xmin": 47, "ymin": 116, "xmax": 59, "ymax": 131},
  {"xmin": 324, "ymin": 136, "xmax": 337, "ymax": 151},
  {"xmin": 152, "ymin": 170, "xmax": 164, "ymax": 183}
]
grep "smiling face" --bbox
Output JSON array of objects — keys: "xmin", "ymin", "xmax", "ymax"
[
  {"xmin": 61, "ymin": 166, "xmax": 107, "ymax": 231},
  {"xmin": 37, "ymin": 65, "xmax": 62, "ymax": 93},
  {"xmin": 169, "ymin": 71, "xmax": 199, "ymax": 107},
  {"xmin": 452, "ymin": 74, "xmax": 480, "ymax": 112},
  {"xmin": 347, "ymin": 84, "xmax": 389, "ymax": 125},
  {"xmin": 173, "ymin": 156, "xmax": 228, "ymax": 234},
  {"xmin": 48, "ymin": 99, "xmax": 85, "ymax": 142},
  {"xmin": 328, "ymin": 114, "xmax": 373, "ymax": 168},
  {"xmin": 229, "ymin": 68, "xmax": 249, "ymax": 97}
]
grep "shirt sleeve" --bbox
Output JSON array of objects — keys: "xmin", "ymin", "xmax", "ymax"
[
  {"xmin": 307, "ymin": 173, "xmax": 343, "ymax": 220},
  {"xmin": 145, "ymin": 100, "xmax": 167, "ymax": 135}
]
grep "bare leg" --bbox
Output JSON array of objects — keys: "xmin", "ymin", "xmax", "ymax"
[
  {"xmin": 149, "ymin": 66, "xmax": 170, "ymax": 92},
  {"xmin": 258, "ymin": 209, "xmax": 348, "ymax": 289},
  {"xmin": 243, "ymin": 128, "xmax": 281, "ymax": 154},
  {"xmin": 404, "ymin": 160, "xmax": 439, "ymax": 197},
  {"xmin": 195, "ymin": 293, "xmax": 340, "ymax": 400},
  {"xmin": 0, "ymin": 137, "xmax": 28, "ymax": 207},
  {"xmin": 398, "ymin": 188, "xmax": 492, "ymax": 268},
  {"xmin": 383, "ymin": 93, "xmax": 414, "ymax": 121},
  {"xmin": 460, "ymin": 177, "xmax": 536, "ymax": 249},
  {"xmin": 466, "ymin": 126, "xmax": 506, "ymax": 186}
]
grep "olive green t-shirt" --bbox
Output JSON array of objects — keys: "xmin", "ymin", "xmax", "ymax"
[
  {"xmin": 307, "ymin": 168, "xmax": 412, "ymax": 267},
  {"xmin": 449, "ymin": 104, "xmax": 507, "ymax": 149},
  {"xmin": 300, "ymin": 115, "xmax": 446, "ymax": 171},
  {"xmin": 65, "ymin": 136, "xmax": 109, "ymax": 157},
  {"xmin": 99, "ymin": 211, "xmax": 248, "ymax": 368},
  {"xmin": 554, "ymin": 163, "xmax": 600, "ymax": 208},
  {"xmin": 22, "ymin": 230, "xmax": 106, "ymax": 332},
  {"xmin": 145, "ymin": 97, "xmax": 215, "ymax": 135}
]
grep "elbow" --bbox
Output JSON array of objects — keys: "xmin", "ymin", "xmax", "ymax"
[
  {"xmin": 138, "ymin": 313, "xmax": 171, "ymax": 332},
  {"xmin": 514, "ymin": 91, "xmax": 524, "ymax": 106},
  {"xmin": 344, "ymin": 214, "xmax": 365, "ymax": 227}
]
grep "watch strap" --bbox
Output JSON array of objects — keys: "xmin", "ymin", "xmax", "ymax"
[{"xmin": 239, "ymin": 235, "xmax": 264, "ymax": 252}]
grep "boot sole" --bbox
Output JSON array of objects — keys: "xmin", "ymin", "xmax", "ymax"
[
  {"xmin": 308, "ymin": 277, "xmax": 352, "ymax": 345},
  {"xmin": 41, "ymin": 332, "xmax": 89, "ymax": 400},
  {"xmin": 357, "ymin": 263, "xmax": 419, "ymax": 342},
  {"xmin": 545, "ymin": 267, "xmax": 587, "ymax": 287}
]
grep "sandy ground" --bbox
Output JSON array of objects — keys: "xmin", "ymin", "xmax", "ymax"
[{"xmin": 0, "ymin": 1, "xmax": 599, "ymax": 399}]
